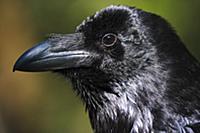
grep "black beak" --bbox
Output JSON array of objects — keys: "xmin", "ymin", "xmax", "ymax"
[{"xmin": 13, "ymin": 33, "xmax": 98, "ymax": 72}]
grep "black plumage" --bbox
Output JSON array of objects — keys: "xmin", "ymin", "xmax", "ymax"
[{"xmin": 14, "ymin": 5, "xmax": 200, "ymax": 133}]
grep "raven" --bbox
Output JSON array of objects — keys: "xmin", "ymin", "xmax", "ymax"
[{"xmin": 13, "ymin": 5, "xmax": 200, "ymax": 133}]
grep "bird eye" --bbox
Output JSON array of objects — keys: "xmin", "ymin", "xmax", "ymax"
[{"xmin": 102, "ymin": 33, "xmax": 117, "ymax": 47}]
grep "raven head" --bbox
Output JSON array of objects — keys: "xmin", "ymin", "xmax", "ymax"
[
  {"xmin": 14, "ymin": 5, "xmax": 187, "ymax": 111},
  {"xmin": 14, "ymin": 5, "xmax": 200, "ymax": 132}
]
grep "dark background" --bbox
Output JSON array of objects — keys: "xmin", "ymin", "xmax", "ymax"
[{"xmin": 0, "ymin": 0, "xmax": 200, "ymax": 133}]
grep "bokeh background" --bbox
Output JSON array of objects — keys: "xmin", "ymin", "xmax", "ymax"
[{"xmin": 0, "ymin": 0, "xmax": 200, "ymax": 133}]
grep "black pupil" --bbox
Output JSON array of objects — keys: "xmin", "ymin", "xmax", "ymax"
[{"xmin": 103, "ymin": 34, "xmax": 116, "ymax": 46}]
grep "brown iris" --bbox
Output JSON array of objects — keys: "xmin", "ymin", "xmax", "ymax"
[{"xmin": 102, "ymin": 33, "xmax": 117, "ymax": 47}]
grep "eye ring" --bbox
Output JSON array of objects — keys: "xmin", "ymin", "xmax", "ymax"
[{"xmin": 102, "ymin": 33, "xmax": 118, "ymax": 47}]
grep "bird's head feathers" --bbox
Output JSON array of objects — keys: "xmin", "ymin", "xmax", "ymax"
[{"xmin": 13, "ymin": 5, "xmax": 189, "ymax": 109}]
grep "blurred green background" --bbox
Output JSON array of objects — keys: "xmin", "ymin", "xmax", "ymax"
[{"xmin": 0, "ymin": 0, "xmax": 200, "ymax": 133}]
